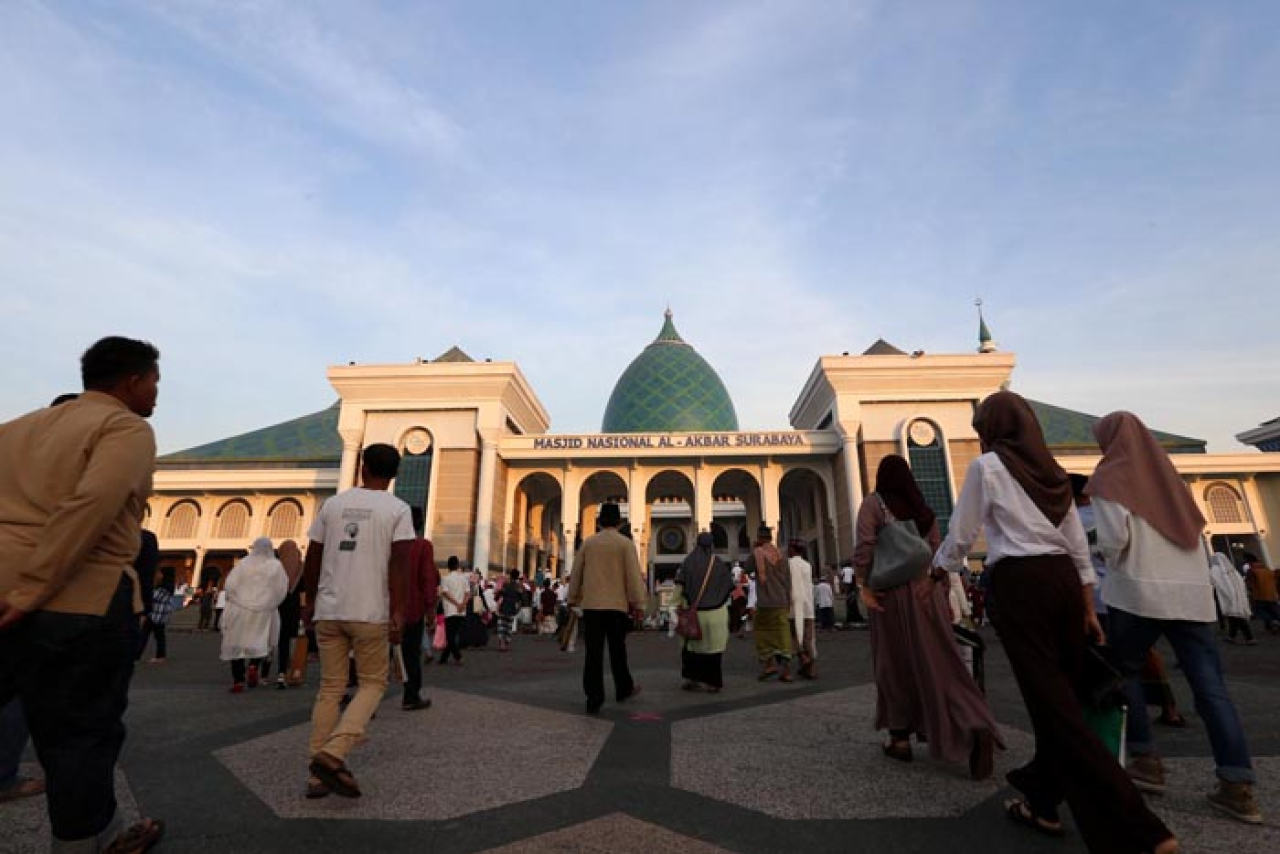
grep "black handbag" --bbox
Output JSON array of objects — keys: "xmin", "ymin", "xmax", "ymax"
[{"xmin": 1078, "ymin": 644, "xmax": 1126, "ymax": 709}]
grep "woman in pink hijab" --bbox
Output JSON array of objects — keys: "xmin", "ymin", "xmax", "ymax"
[{"xmin": 1090, "ymin": 411, "xmax": 1260, "ymax": 825}]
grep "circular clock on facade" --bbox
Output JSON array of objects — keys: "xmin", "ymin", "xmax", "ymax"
[
  {"xmin": 908, "ymin": 420, "xmax": 937, "ymax": 448},
  {"xmin": 403, "ymin": 429, "xmax": 431, "ymax": 455},
  {"xmin": 659, "ymin": 526, "xmax": 685, "ymax": 553}
]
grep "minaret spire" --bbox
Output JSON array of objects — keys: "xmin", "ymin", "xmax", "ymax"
[{"xmin": 977, "ymin": 298, "xmax": 997, "ymax": 353}]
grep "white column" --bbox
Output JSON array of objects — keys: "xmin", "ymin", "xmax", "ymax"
[
  {"xmin": 693, "ymin": 461, "xmax": 714, "ymax": 533},
  {"xmin": 1241, "ymin": 476, "xmax": 1276, "ymax": 566},
  {"xmin": 471, "ymin": 437, "xmax": 499, "ymax": 572},
  {"xmin": 839, "ymin": 426, "xmax": 864, "ymax": 556}
]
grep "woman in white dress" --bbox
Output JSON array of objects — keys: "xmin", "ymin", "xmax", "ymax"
[{"xmin": 221, "ymin": 537, "xmax": 289, "ymax": 693}]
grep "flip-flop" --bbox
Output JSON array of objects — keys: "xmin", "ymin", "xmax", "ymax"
[
  {"xmin": 308, "ymin": 751, "xmax": 362, "ymax": 798},
  {"xmin": 104, "ymin": 818, "xmax": 165, "ymax": 854},
  {"xmin": 0, "ymin": 778, "xmax": 45, "ymax": 802},
  {"xmin": 1004, "ymin": 799, "xmax": 1065, "ymax": 838}
]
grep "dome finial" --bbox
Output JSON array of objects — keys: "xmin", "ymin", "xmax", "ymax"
[
  {"xmin": 656, "ymin": 307, "xmax": 682, "ymax": 343},
  {"xmin": 977, "ymin": 298, "xmax": 997, "ymax": 353}
]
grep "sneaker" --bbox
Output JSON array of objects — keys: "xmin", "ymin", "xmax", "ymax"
[
  {"xmin": 1208, "ymin": 780, "xmax": 1263, "ymax": 824},
  {"xmin": 1128, "ymin": 754, "xmax": 1166, "ymax": 795},
  {"xmin": 229, "ymin": 683, "xmax": 246, "ymax": 694}
]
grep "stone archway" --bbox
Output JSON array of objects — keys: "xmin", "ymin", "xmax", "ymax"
[
  {"xmin": 512, "ymin": 472, "xmax": 563, "ymax": 578},
  {"xmin": 711, "ymin": 468, "xmax": 761, "ymax": 562},
  {"xmin": 646, "ymin": 470, "xmax": 695, "ymax": 583},
  {"xmin": 578, "ymin": 471, "xmax": 630, "ymax": 543},
  {"xmin": 779, "ymin": 467, "xmax": 835, "ymax": 575}
]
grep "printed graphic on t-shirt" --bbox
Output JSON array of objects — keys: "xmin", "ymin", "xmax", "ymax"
[{"xmin": 339, "ymin": 508, "xmax": 372, "ymax": 551}]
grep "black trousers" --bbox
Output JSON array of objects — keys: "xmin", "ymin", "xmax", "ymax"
[
  {"xmin": 582, "ymin": 610, "xmax": 635, "ymax": 708},
  {"xmin": 276, "ymin": 588, "xmax": 301, "ymax": 676},
  {"xmin": 441, "ymin": 615, "xmax": 465, "ymax": 662},
  {"xmin": 991, "ymin": 556, "xmax": 1169, "ymax": 853},
  {"xmin": 136, "ymin": 619, "xmax": 166, "ymax": 660},
  {"xmin": 0, "ymin": 577, "xmax": 137, "ymax": 843},
  {"xmin": 401, "ymin": 617, "xmax": 425, "ymax": 703}
]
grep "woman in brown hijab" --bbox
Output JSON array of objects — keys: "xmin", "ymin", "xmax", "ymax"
[
  {"xmin": 854, "ymin": 455, "xmax": 1001, "ymax": 778},
  {"xmin": 934, "ymin": 392, "xmax": 1176, "ymax": 853},
  {"xmin": 1090, "ymin": 411, "xmax": 1259, "ymax": 825}
]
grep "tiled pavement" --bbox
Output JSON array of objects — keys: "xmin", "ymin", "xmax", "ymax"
[{"xmin": 7, "ymin": 622, "xmax": 1280, "ymax": 853}]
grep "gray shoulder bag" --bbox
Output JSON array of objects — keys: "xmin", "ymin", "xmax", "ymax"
[{"xmin": 866, "ymin": 494, "xmax": 933, "ymax": 591}]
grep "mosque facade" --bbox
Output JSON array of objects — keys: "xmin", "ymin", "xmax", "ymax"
[{"xmin": 148, "ymin": 311, "xmax": 1280, "ymax": 588}]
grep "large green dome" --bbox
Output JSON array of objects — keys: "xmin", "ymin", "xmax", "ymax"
[{"xmin": 601, "ymin": 310, "xmax": 739, "ymax": 433}]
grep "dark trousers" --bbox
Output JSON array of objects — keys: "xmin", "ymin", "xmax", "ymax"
[
  {"xmin": 441, "ymin": 615, "xmax": 465, "ymax": 662},
  {"xmin": 137, "ymin": 620, "xmax": 166, "ymax": 660},
  {"xmin": 401, "ymin": 617, "xmax": 425, "ymax": 703},
  {"xmin": 990, "ymin": 556, "xmax": 1170, "ymax": 853},
  {"xmin": 276, "ymin": 589, "xmax": 301, "ymax": 676},
  {"xmin": 582, "ymin": 610, "xmax": 635, "ymax": 708},
  {"xmin": 231, "ymin": 658, "xmax": 261, "ymax": 684},
  {"xmin": 1226, "ymin": 616, "xmax": 1254, "ymax": 642},
  {"xmin": 0, "ymin": 577, "xmax": 137, "ymax": 843}
]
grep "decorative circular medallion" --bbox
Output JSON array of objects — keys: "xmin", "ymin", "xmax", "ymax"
[
  {"xmin": 908, "ymin": 420, "xmax": 937, "ymax": 448},
  {"xmin": 403, "ymin": 429, "xmax": 431, "ymax": 455},
  {"xmin": 659, "ymin": 526, "xmax": 685, "ymax": 553}
]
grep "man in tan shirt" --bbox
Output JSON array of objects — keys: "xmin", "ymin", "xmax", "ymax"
[
  {"xmin": 567, "ymin": 502, "xmax": 646, "ymax": 713},
  {"xmin": 0, "ymin": 337, "xmax": 163, "ymax": 853}
]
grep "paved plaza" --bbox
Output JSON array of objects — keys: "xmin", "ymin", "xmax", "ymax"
[{"xmin": 7, "ymin": 617, "xmax": 1280, "ymax": 853}]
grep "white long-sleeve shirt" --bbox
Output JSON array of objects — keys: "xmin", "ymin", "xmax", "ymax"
[
  {"xmin": 1093, "ymin": 497, "xmax": 1215, "ymax": 623},
  {"xmin": 934, "ymin": 453, "xmax": 1095, "ymax": 586}
]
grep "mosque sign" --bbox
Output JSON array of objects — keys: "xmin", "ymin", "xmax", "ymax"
[{"xmin": 531, "ymin": 432, "xmax": 806, "ymax": 451}]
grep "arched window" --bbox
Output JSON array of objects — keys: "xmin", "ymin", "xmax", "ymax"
[
  {"xmin": 268, "ymin": 499, "xmax": 303, "ymax": 540},
  {"xmin": 394, "ymin": 431, "xmax": 434, "ymax": 525},
  {"xmin": 216, "ymin": 501, "xmax": 250, "ymax": 540},
  {"xmin": 163, "ymin": 502, "xmax": 200, "ymax": 539},
  {"xmin": 143, "ymin": 502, "xmax": 153, "ymax": 531},
  {"xmin": 1205, "ymin": 483, "xmax": 1246, "ymax": 524},
  {"xmin": 905, "ymin": 419, "xmax": 955, "ymax": 535}
]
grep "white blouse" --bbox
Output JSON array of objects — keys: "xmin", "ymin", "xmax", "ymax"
[
  {"xmin": 1092, "ymin": 497, "xmax": 1215, "ymax": 623},
  {"xmin": 935, "ymin": 454, "xmax": 1095, "ymax": 586}
]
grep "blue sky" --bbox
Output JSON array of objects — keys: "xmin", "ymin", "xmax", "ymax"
[{"xmin": 1, "ymin": 0, "xmax": 1277, "ymax": 452}]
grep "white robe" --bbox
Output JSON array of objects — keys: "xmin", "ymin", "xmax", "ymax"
[
  {"xmin": 788, "ymin": 556, "xmax": 816, "ymax": 642},
  {"xmin": 1209, "ymin": 554, "xmax": 1251, "ymax": 619},
  {"xmin": 220, "ymin": 555, "xmax": 288, "ymax": 661}
]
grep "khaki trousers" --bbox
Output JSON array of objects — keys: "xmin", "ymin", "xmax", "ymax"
[{"xmin": 309, "ymin": 620, "xmax": 388, "ymax": 761}]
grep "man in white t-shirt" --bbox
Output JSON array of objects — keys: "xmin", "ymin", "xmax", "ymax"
[
  {"xmin": 301, "ymin": 443, "xmax": 414, "ymax": 798},
  {"xmin": 438, "ymin": 556, "xmax": 471, "ymax": 664}
]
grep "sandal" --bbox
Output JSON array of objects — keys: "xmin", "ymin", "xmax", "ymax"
[
  {"xmin": 308, "ymin": 751, "xmax": 362, "ymax": 798},
  {"xmin": 0, "ymin": 777, "xmax": 45, "ymax": 802},
  {"xmin": 104, "ymin": 818, "xmax": 164, "ymax": 854},
  {"xmin": 1157, "ymin": 712, "xmax": 1188, "ymax": 728},
  {"xmin": 882, "ymin": 741, "xmax": 913, "ymax": 763},
  {"xmin": 757, "ymin": 667, "xmax": 778, "ymax": 681},
  {"xmin": 1004, "ymin": 799, "xmax": 1065, "ymax": 838}
]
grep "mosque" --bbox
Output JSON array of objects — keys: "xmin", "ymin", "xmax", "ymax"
[{"xmin": 148, "ymin": 311, "xmax": 1280, "ymax": 589}]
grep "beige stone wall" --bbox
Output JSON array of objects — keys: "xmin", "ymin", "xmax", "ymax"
[
  {"xmin": 432, "ymin": 448, "xmax": 479, "ymax": 565},
  {"xmin": 949, "ymin": 438, "xmax": 982, "ymax": 494},
  {"xmin": 860, "ymin": 441, "xmax": 899, "ymax": 493},
  {"xmin": 487, "ymin": 456, "xmax": 510, "ymax": 573}
]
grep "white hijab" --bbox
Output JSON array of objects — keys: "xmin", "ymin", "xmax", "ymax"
[
  {"xmin": 1209, "ymin": 552, "xmax": 1250, "ymax": 619},
  {"xmin": 226, "ymin": 537, "xmax": 288, "ymax": 613}
]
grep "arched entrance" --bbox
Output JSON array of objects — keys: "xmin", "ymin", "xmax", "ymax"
[
  {"xmin": 512, "ymin": 472, "xmax": 563, "ymax": 578},
  {"xmin": 779, "ymin": 467, "xmax": 835, "ymax": 576},
  {"xmin": 578, "ymin": 471, "xmax": 630, "ymax": 544},
  {"xmin": 711, "ymin": 468, "xmax": 762, "ymax": 562},
  {"xmin": 646, "ymin": 470, "xmax": 695, "ymax": 583}
]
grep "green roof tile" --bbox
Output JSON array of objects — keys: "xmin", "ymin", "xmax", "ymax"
[
  {"xmin": 602, "ymin": 311, "xmax": 739, "ymax": 433},
  {"xmin": 160, "ymin": 402, "xmax": 342, "ymax": 466},
  {"xmin": 1027, "ymin": 399, "xmax": 1205, "ymax": 455}
]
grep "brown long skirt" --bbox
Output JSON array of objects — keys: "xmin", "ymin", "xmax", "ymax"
[
  {"xmin": 869, "ymin": 576, "xmax": 1002, "ymax": 763},
  {"xmin": 991, "ymin": 554, "xmax": 1171, "ymax": 853}
]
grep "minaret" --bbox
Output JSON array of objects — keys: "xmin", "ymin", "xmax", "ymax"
[{"xmin": 977, "ymin": 298, "xmax": 997, "ymax": 353}]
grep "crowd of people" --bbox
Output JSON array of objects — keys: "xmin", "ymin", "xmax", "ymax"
[{"xmin": 0, "ymin": 338, "xmax": 1274, "ymax": 854}]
